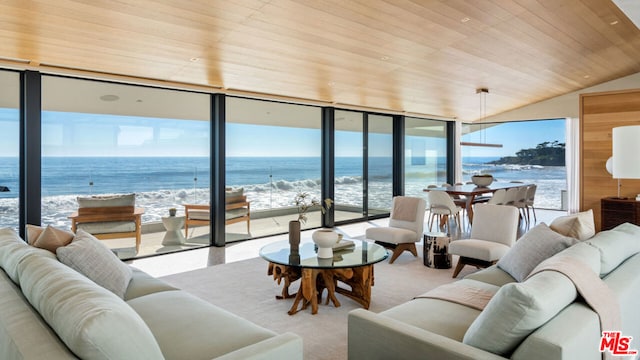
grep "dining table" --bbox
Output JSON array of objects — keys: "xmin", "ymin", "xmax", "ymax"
[{"xmin": 423, "ymin": 182, "xmax": 531, "ymax": 224}]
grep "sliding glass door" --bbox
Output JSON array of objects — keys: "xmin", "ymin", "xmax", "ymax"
[
  {"xmin": 333, "ymin": 111, "xmax": 393, "ymax": 223},
  {"xmin": 367, "ymin": 114, "xmax": 393, "ymax": 215},
  {"xmin": 334, "ymin": 110, "xmax": 364, "ymax": 222},
  {"xmin": 226, "ymin": 97, "xmax": 322, "ymax": 242}
]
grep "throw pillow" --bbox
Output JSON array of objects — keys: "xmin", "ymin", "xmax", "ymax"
[
  {"xmin": 586, "ymin": 222, "xmax": 640, "ymax": 276},
  {"xmin": 25, "ymin": 224, "xmax": 44, "ymax": 245},
  {"xmin": 497, "ymin": 223, "xmax": 578, "ymax": 282},
  {"xmin": 0, "ymin": 228, "xmax": 57, "ymax": 283},
  {"xmin": 549, "ymin": 209, "xmax": 595, "ymax": 240},
  {"xmin": 463, "ymin": 270, "xmax": 577, "ymax": 356},
  {"xmin": 56, "ymin": 229, "xmax": 133, "ymax": 299},
  {"xmin": 32, "ymin": 225, "xmax": 75, "ymax": 253}
]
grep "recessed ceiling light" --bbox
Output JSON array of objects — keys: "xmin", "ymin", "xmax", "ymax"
[
  {"xmin": 380, "ymin": 56, "xmax": 390, "ymax": 61},
  {"xmin": 136, "ymin": 99, "xmax": 143, "ymax": 103},
  {"xmin": 461, "ymin": 17, "xmax": 470, "ymax": 23},
  {"xmin": 610, "ymin": 20, "xmax": 619, "ymax": 25},
  {"xmin": 99, "ymin": 94, "xmax": 119, "ymax": 102},
  {"xmin": 190, "ymin": 57, "xmax": 199, "ymax": 62}
]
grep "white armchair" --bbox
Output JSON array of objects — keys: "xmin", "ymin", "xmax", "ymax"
[
  {"xmin": 365, "ymin": 196, "xmax": 427, "ymax": 264},
  {"xmin": 448, "ymin": 204, "xmax": 519, "ymax": 278}
]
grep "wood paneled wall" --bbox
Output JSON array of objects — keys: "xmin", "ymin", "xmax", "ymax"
[{"xmin": 580, "ymin": 89, "xmax": 640, "ymax": 231}]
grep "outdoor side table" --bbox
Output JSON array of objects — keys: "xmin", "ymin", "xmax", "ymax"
[{"xmin": 162, "ymin": 216, "xmax": 186, "ymax": 245}]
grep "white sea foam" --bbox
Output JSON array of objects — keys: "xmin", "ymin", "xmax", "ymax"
[{"xmin": 0, "ymin": 175, "xmax": 565, "ymax": 231}]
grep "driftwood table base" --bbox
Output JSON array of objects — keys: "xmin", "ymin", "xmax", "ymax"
[{"xmin": 268, "ymin": 262, "xmax": 375, "ymax": 315}]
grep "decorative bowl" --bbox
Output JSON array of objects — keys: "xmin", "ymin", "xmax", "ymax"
[
  {"xmin": 312, "ymin": 229, "xmax": 339, "ymax": 258},
  {"xmin": 471, "ymin": 174, "xmax": 494, "ymax": 187}
]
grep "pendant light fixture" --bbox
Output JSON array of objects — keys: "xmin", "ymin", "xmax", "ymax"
[{"xmin": 461, "ymin": 88, "xmax": 503, "ymax": 148}]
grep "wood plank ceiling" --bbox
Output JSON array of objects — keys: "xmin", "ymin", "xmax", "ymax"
[{"xmin": 1, "ymin": 0, "xmax": 639, "ymax": 121}]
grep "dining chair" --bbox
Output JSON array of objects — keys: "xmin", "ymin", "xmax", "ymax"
[
  {"xmin": 425, "ymin": 185, "xmax": 437, "ymax": 228},
  {"xmin": 512, "ymin": 186, "xmax": 529, "ymax": 225},
  {"xmin": 502, "ymin": 187, "xmax": 519, "ymax": 206},
  {"xmin": 448, "ymin": 204, "xmax": 520, "ymax": 278},
  {"xmin": 487, "ymin": 188, "xmax": 507, "ymax": 205},
  {"xmin": 441, "ymin": 183, "xmax": 468, "ymax": 221},
  {"xmin": 525, "ymin": 184, "xmax": 538, "ymax": 224},
  {"xmin": 427, "ymin": 190, "xmax": 462, "ymax": 233}
]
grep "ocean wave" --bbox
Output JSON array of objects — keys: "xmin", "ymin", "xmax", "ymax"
[
  {"xmin": 0, "ymin": 174, "xmax": 567, "ymax": 232},
  {"xmin": 335, "ymin": 176, "xmax": 362, "ymax": 184}
]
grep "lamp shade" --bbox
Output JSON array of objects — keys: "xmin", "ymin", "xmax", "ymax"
[{"xmin": 612, "ymin": 125, "xmax": 640, "ymax": 179}]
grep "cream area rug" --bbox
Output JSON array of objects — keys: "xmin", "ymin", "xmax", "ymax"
[{"xmin": 159, "ymin": 252, "xmax": 478, "ymax": 360}]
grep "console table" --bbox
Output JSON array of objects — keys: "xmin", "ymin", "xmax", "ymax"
[{"xmin": 601, "ymin": 197, "xmax": 640, "ymax": 231}]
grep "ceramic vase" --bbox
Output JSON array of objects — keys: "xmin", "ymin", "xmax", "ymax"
[
  {"xmin": 312, "ymin": 229, "xmax": 338, "ymax": 258},
  {"xmin": 288, "ymin": 220, "xmax": 301, "ymax": 251}
]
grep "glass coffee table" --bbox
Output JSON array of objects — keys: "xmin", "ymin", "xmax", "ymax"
[{"xmin": 260, "ymin": 239, "xmax": 388, "ymax": 315}]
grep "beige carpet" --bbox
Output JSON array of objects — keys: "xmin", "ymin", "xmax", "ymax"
[{"xmin": 159, "ymin": 251, "xmax": 478, "ymax": 360}]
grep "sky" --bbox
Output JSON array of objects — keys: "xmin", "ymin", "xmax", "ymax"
[
  {"xmin": 461, "ymin": 119, "xmax": 565, "ymax": 158},
  {"xmin": 0, "ymin": 108, "xmax": 564, "ymax": 158}
]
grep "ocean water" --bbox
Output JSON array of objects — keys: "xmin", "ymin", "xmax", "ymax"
[{"xmin": 0, "ymin": 156, "xmax": 566, "ymax": 230}]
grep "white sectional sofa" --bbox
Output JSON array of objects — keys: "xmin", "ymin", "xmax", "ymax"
[
  {"xmin": 348, "ymin": 222, "xmax": 640, "ymax": 360},
  {"xmin": 0, "ymin": 228, "xmax": 302, "ymax": 360}
]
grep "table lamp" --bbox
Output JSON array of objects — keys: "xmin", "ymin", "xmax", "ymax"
[{"xmin": 612, "ymin": 125, "xmax": 640, "ymax": 200}]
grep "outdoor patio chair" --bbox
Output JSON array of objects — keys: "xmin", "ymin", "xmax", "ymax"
[{"xmin": 69, "ymin": 193, "xmax": 144, "ymax": 253}]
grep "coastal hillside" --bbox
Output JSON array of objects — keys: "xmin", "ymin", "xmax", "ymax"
[{"xmin": 487, "ymin": 141, "xmax": 565, "ymax": 166}]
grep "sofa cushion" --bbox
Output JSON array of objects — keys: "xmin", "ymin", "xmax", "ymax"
[
  {"xmin": 32, "ymin": 225, "xmax": 75, "ymax": 253},
  {"xmin": 497, "ymin": 223, "xmax": 577, "ymax": 282},
  {"xmin": 77, "ymin": 193, "xmax": 136, "ymax": 208},
  {"xmin": 379, "ymin": 280, "xmax": 499, "ymax": 341},
  {"xmin": 0, "ymin": 270, "xmax": 76, "ymax": 359},
  {"xmin": 128, "ymin": 290, "xmax": 275, "ymax": 360},
  {"xmin": 188, "ymin": 209, "xmax": 210, "ymax": 221},
  {"xmin": 0, "ymin": 228, "xmax": 56, "ymax": 283},
  {"xmin": 586, "ymin": 222, "xmax": 640, "ymax": 276},
  {"xmin": 549, "ymin": 209, "xmax": 595, "ymax": 240},
  {"xmin": 448, "ymin": 239, "xmax": 510, "ymax": 262},
  {"xmin": 463, "ymin": 270, "xmax": 578, "ymax": 356},
  {"xmin": 366, "ymin": 227, "xmax": 418, "ymax": 244},
  {"xmin": 57, "ymin": 230, "xmax": 133, "ymax": 299},
  {"xmin": 546, "ymin": 241, "xmax": 601, "ymax": 275},
  {"xmin": 76, "ymin": 221, "xmax": 136, "ymax": 234},
  {"xmin": 124, "ymin": 268, "xmax": 177, "ymax": 301},
  {"xmin": 16, "ymin": 254, "xmax": 164, "ymax": 360},
  {"xmin": 226, "ymin": 187, "xmax": 244, "ymax": 198},
  {"xmin": 463, "ymin": 265, "xmax": 516, "ymax": 287},
  {"xmin": 226, "ymin": 208, "xmax": 249, "ymax": 220}
]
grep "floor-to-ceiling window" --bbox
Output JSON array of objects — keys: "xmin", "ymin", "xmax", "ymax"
[
  {"xmin": 367, "ymin": 114, "xmax": 394, "ymax": 214},
  {"xmin": 226, "ymin": 97, "xmax": 322, "ymax": 241},
  {"xmin": 333, "ymin": 111, "xmax": 394, "ymax": 223},
  {"xmin": 461, "ymin": 119, "xmax": 567, "ymax": 209},
  {"xmin": 0, "ymin": 70, "xmax": 20, "ymax": 232},
  {"xmin": 404, "ymin": 117, "xmax": 448, "ymax": 197},
  {"xmin": 41, "ymin": 76, "xmax": 210, "ymax": 258},
  {"xmin": 334, "ymin": 110, "xmax": 364, "ymax": 222}
]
